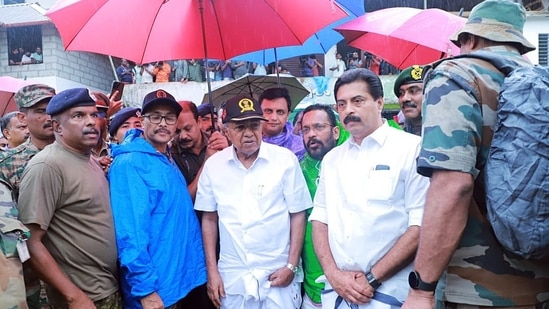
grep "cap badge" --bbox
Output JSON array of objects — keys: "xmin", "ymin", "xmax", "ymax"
[
  {"xmin": 156, "ymin": 90, "xmax": 167, "ymax": 98},
  {"xmin": 238, "ymin": 98, "xmax": 255, "ymax": 113},
  {"xmin": 411, "ymin": 65, "xmax": 423, "ymax": 81},
  {"xmin": 88, "ymin": 89, "xmax": 97, "ymax": 102}
]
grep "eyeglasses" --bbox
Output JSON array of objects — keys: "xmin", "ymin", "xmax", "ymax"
[
  {"xmin": 301, "ymin": 123, "xmax": 332, "ymax": 134},
  {"xmin": 143, "ymin": 114, "xmax": 177, "ymax": 125}
]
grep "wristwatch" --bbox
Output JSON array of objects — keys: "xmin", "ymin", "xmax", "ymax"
[
  {"xmin": 286, "ymin": 263, "xmax": 298, "ymax": 274},
  {"xmin": 365, "ymin": 270, "xmax": 381, "ymax": 290},
  {"xmin": 408, "ymin": 271, "xmax": 437, "ymax": 292}
]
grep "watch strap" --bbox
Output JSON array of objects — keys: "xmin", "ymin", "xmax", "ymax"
[
  {"xmin": 409, "ymin": 271, "xmax": 437, "ymax": 292},
  {"xmin": 365, "ymin": 270, "xmax": 382, "ymax": 290}
]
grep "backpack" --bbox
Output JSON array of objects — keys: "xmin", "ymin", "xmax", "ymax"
[{"xmin": 459, "ymin": 51, "xmax": 549, "ymax": 260}]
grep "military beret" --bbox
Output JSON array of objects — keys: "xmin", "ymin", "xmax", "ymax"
[
  {"xmin": 393, "ymin": 65, "xmax": 424, "ymax": 97},
  {"xmin": 222, "ymin": 95, "xmax": 267, "ymax": 124},
  {"xmin": 197, "ymin": 103, "xmax": 216, "ymax": 117},
  {"xmin": 108, "ymin": 107, "xmax": 141, "ymax": 137},
  {"xmin": 142, "ymin": 89, "xmax": 182, "ymax": 115},
  {"xmin": 46, "ymin": 88, "xmax": 97, "ymax": 115},
  {"xmin": 15, "ymin": 84, "xmax": 56, "ymax": 109}
]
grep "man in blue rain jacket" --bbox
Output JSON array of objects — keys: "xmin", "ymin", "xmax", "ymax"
[{"xmin": 108, "ymin": 89, "xmax": 206, "ymax": 309}]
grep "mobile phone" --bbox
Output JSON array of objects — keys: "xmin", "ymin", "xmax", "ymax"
[{"xmin": 110, "ymin": 81, "xmax": 125, "ymax": 102}]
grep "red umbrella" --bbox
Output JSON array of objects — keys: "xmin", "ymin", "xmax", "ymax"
[
  {"xmin": 335, "ymin": 7, "xmax": 466, "ymax": 69},
  {"xmin": 0, "ymin": 76, "xmax": 34, "ymax": 116},
  {"xmin": 46, "ymin": 0, "xmax": 349, "ymax": 64}
]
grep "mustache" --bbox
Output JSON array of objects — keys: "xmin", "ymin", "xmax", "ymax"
[
  {"xmin": 343, "ymin": 115, "xmax": 361, "ymax": 125},
  {"xmin": 154, "ymin": 128, "xmax": 171, "ymax": 134},
  {"xmin": 83, "ymin": 128, "xmax": 99, "ymax": 135},
  {"xmin": 402, "ymin": 101, "xmax": 418, "ymax": 109},
  {"xmin": 307, "ymin": 138, "xmax": 323, "ymax": 148},
  {"xmin": 43, "ymin": 122, "xmax": 52, "ymax": 129}
]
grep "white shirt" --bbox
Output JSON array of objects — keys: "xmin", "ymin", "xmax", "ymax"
[
  {"xmin": 309, "ymin": 123, "xmax": 429, "ymax": 303},
  {"xmin": 333, "ymin": 59, "xmax": 346, "ymax": 78},
  {"xmin": 140, "ymin": 64, "xmax": 154, "ymax": 83},
  {"xmin": 195, "ymin": 142, "xmax": 312, "ymax": 300}
]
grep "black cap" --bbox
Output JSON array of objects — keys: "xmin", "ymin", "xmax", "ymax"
[
  {"xmin": 141, "ymin": 89, "xmax": 182, "ymax": 115},
  {"xmin": 221, "ymin": 95, "xmax": 267, "ymax": 124},
  {"xmin": 46, "ymin": 88, "xmax": 96, "ymax": 115},
  {"xmin": 108, "ymin": 107, "xmax": 141, "ymax": 137}
]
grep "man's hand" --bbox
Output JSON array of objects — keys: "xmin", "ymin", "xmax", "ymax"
[
  {"xmin": 67, "ymin": 290, "xmax": 96, "ymax": 309},
  {"xmin": 402, "ymin": 289, "xmax": 435, "ymax": 309},
  {"xmin": 207, "ymin": 270, "xmax": 225, "ymax": 308},
  {"xmin": 205, "ymin": 131, "xmax": 229, "ymax": 158},
  {"xmin": 326, "ymin": 270, "xmax": 374, "ymax": 305},
  {"xmin": 268, "ymin": 266, "xmax": 294, "ymax": 287},
  {"xmin": 140, "ymin": 292, "xmax": 164, "ymax": 309}
]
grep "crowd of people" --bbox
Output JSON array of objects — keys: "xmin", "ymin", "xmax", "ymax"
[
  {"xmin": 9, "ymin": 47, "xmax": 43, "ymax": 65},
  {"xmin": 1, "ymin": 1, "xmax": 548, "ymax": 309},
  {"xmin": 115, "ymin": 52, "xmax": 398, "ymax": 85}
]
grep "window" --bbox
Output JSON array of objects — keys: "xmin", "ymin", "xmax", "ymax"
[
  {"xmin": 539, "ymin": 33, "xmax": 548, "ymax": 66},
  {"xmin": 7, "ymin": 25, "xmax": 43, "ymax": 66}
]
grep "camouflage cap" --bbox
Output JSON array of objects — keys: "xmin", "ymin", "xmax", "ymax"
[
  {"xmin": 14, "ymin": 84, "xmax": 56, "ymax": 109},
  {"xmin": 450, "ymin": 0, "xmax": 535, "ymax": 55},
  {"xmin": 393, "ymin": 65, "xmax": 424, "ymax": 97}
]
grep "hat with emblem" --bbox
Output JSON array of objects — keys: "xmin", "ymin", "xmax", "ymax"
[
  {"xmin": 393, "ymin": 65, "xmax": 424, "ymax": 97},
  {"xmin": 449, "ymin": 0, "xmax": 535, "ymax": 55},
  {"xmin": 15, "ymin": 84, "xmax": 56, "ymax": 109},
  {"xmin": 221, "ymin": 95, "xmax": 267, "ymax": 124},
  {"xmin": 108, "ymin": 107, "xmax": 141, "ymax": 137},
  {"xmin": 46, "ymin": 88, "xmax": 97, "ymax": 115},
  {"xmin": 142, "ymin": 89, "xmax": 182, "ymax": 115}
]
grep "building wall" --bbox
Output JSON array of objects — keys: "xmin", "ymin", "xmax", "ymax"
[
  {"xmin": 0, "ymin": 23, "xmax": 115, "ymax": 92},
  {"xmin": 524, "ymin": 14, "xmax": 549, "ymax": 65}
]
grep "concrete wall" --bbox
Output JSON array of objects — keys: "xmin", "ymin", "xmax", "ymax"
[{"xmin": 1, "ymin": 24, "xmax": 115, "ymax": 92}]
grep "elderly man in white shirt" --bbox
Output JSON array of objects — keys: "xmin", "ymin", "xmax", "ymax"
[
  {"xmin": 310, "ymin": 68, "xmax": 429, "ymax": 309},
  {"xmin": 195, "ymin": 94, "xmax": 311, "ymax": 309}
]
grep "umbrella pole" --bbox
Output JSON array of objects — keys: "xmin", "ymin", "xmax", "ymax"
[
  {"xmin": 274, "ymin": 48, "xmax": 280, "ymax": 87},
  {"xmin": 198, "ymin": 0, "xmax": 216, "ymax": 133}
]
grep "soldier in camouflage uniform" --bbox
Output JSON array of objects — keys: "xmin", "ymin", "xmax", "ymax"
[
  {"xmin": 402, "ymin": 1, "xmax": 549, "ymax": 308},
  {"xmin": 0, "ymin": 84, "xmax": 56, "ymax": 309},
  {"xmin": 0, "ymin": 181, "xmax": 29, "ymax": 309}
]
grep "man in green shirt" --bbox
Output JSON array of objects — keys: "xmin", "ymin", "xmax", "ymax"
[{"xmin": 299, "ymin": 104, "xmax": 349, "ymax": 308}]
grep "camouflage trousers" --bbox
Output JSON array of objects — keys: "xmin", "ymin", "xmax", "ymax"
[
  {"xmin": 0, "ymin": 251, "xmax": 27, "ymax": 309},
  {"xmin": 442, "ymin": 301, "xmax": 549, "ymax": 309},
  {"xmin": 50, "ymin": 291, "xmax": 122, "ymax": 309}
]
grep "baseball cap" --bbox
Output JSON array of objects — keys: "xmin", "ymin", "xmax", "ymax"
[
  {"xmin": 141, "ymin": 89, "xmax": 182, "ymax": 115},
  {"xmin": 221, "ymin": 95, "xmax": 267, "ymax": 124}
]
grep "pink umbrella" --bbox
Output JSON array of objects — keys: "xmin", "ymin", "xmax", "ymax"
[
  {"xmin": 335, "ymin": 7, "xmax": 466, "ymax": 69},
  {"xmin": 0, "ymin": 76, "xmax": 34, "ymax": 116},
  {"xmin": 46, "ymin": 0, "xmax": 349, "ymax": 64}
]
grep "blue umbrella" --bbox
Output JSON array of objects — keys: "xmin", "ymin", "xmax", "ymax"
[{"xmin": 232, "ymin": 0, "xmax": 364, "ymax": 65}]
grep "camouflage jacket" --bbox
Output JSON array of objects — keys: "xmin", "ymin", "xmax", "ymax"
[
  {"xmin": 418, "ymin": 46, "xmax": 549, "ymax": 306},
  {"xmin": 0, "ymin": 139, "xmax": 40, "ymax": 204}
]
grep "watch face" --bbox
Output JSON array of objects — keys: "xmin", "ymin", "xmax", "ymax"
[{"xmin": 408, "ymin": 271, "xmax": 419, "ymax": 288}]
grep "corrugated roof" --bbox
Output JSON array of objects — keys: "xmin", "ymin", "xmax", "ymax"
[{"xmin": 0, "ymin": 3, "xmax": 50, "ymax": 27}]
